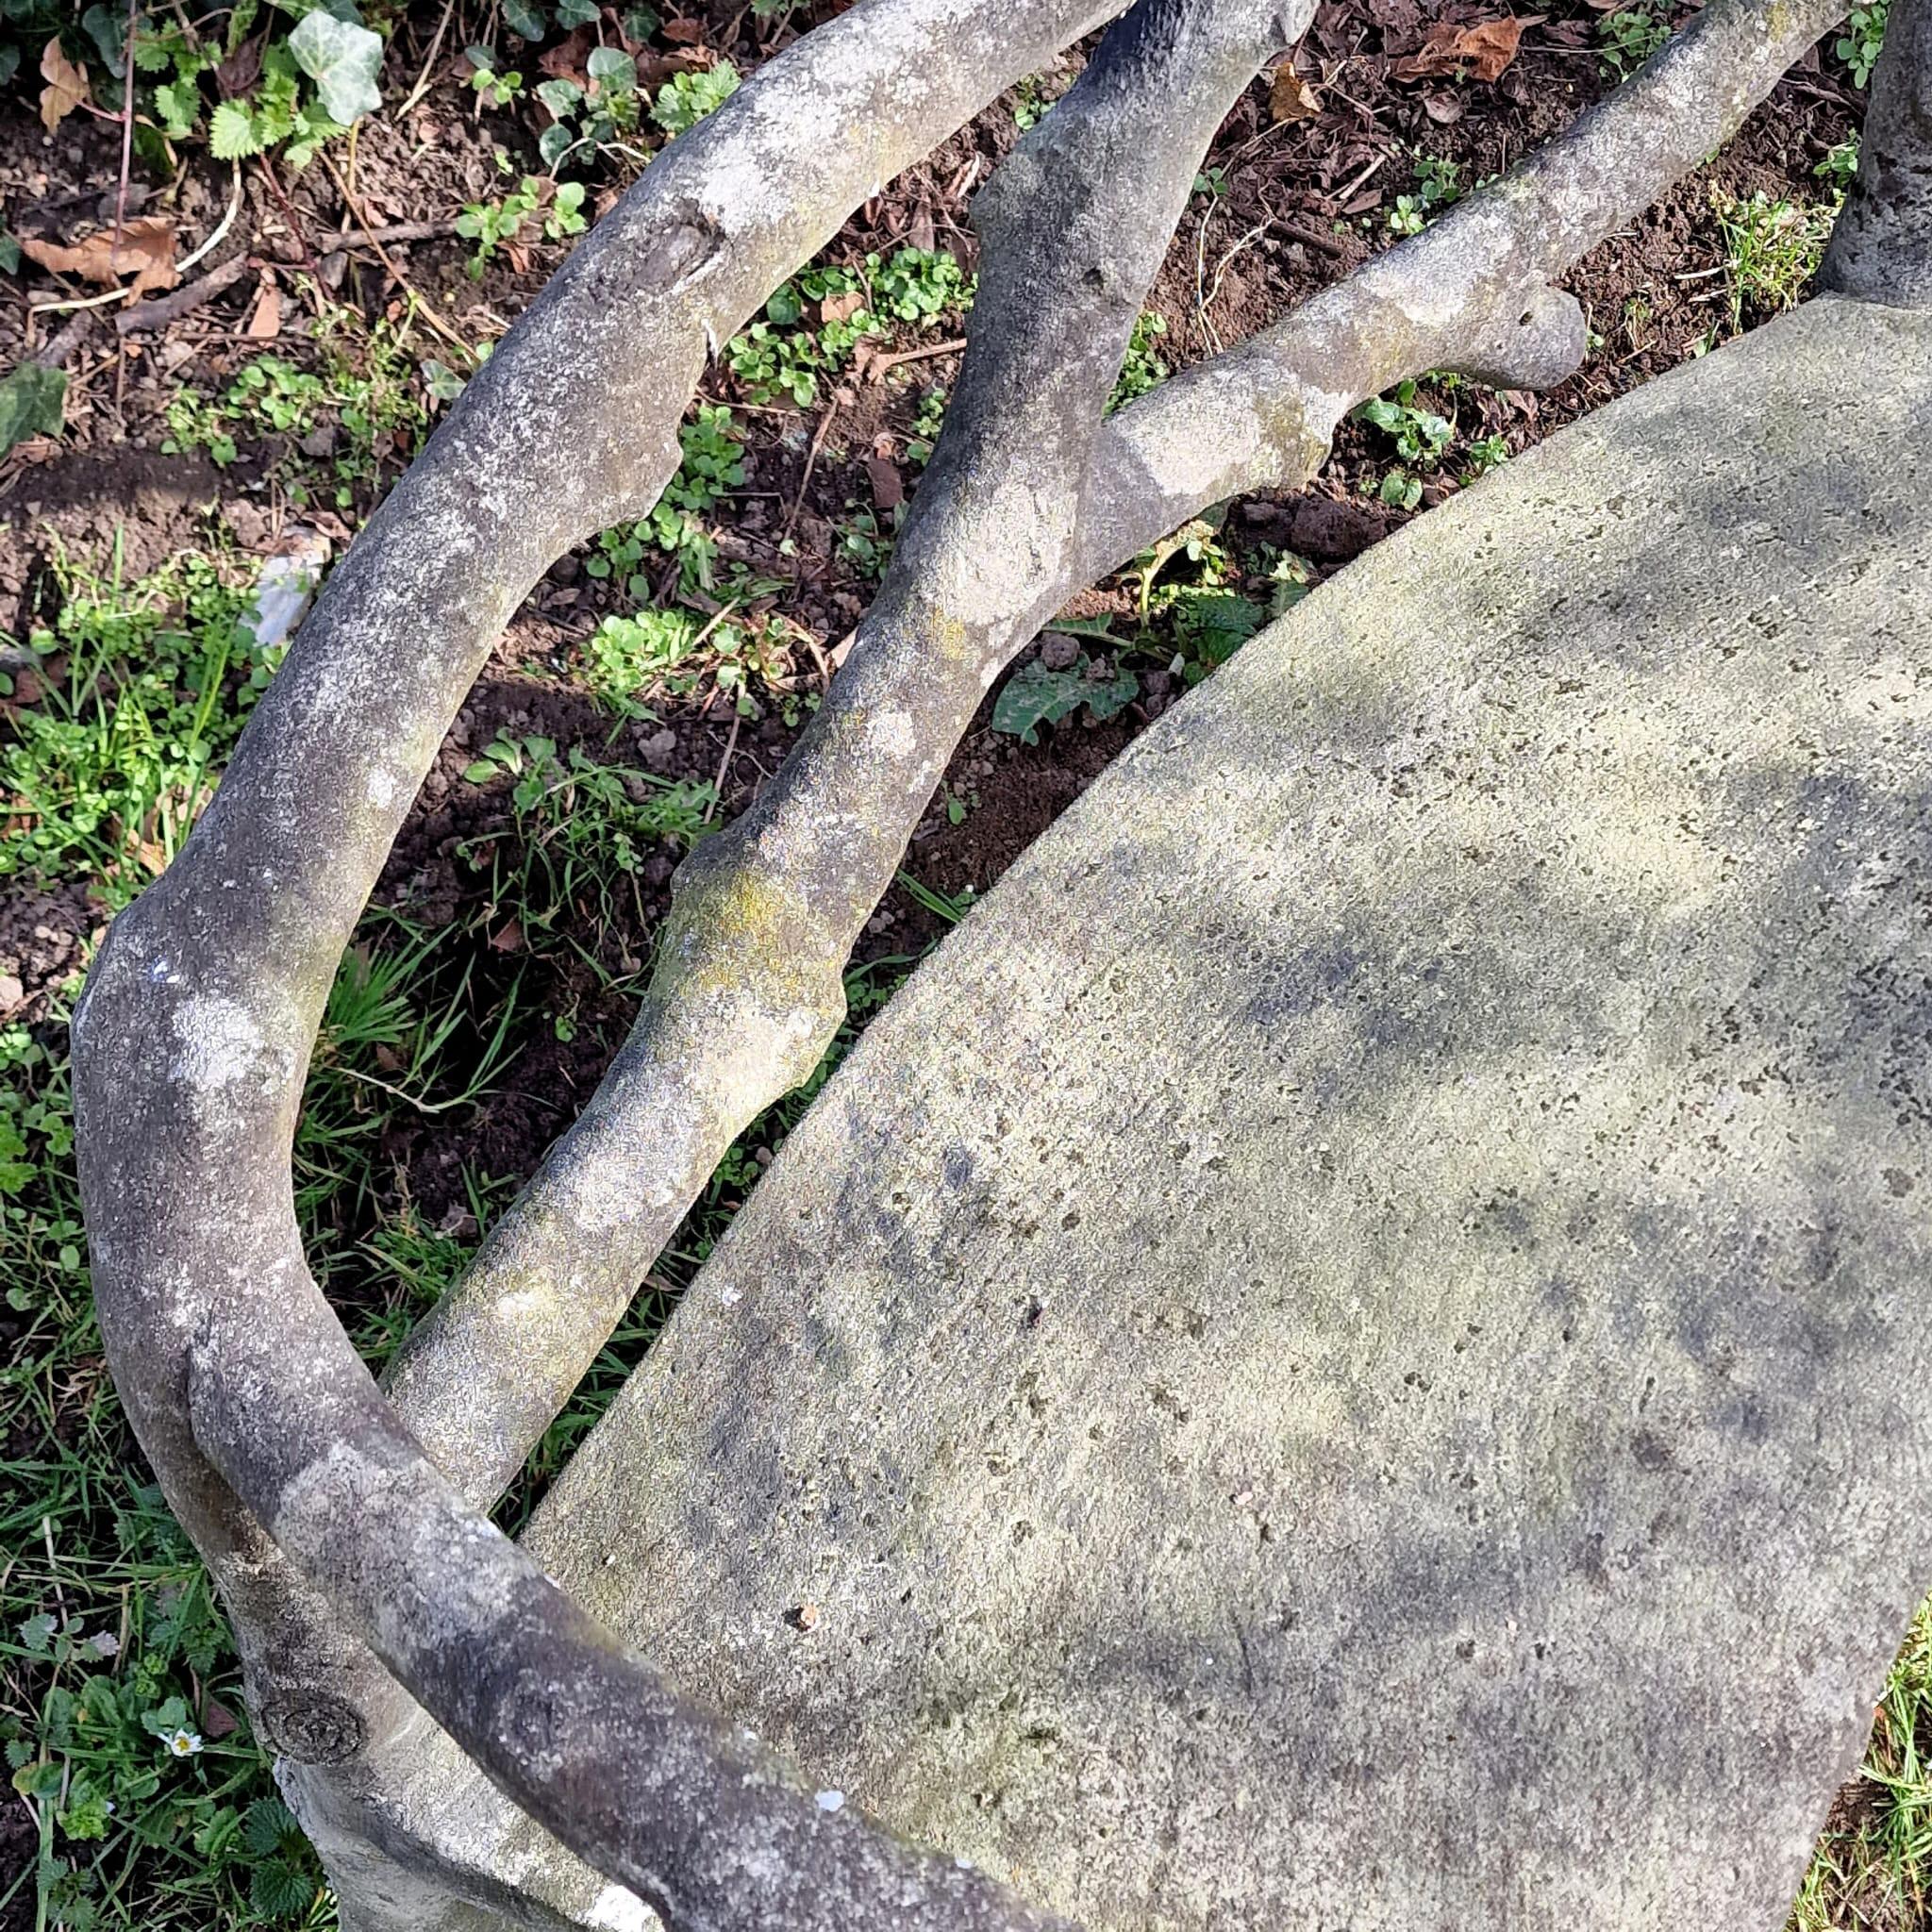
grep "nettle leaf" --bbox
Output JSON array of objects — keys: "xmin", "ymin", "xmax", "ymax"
[
  {"xmin": 251, "ymin": 1859, "xmax": 316, "ymax": 1920},
  {"xmin": 153, "ymin": 77, "xmax": 200, "ymax": 139},
  {"xmin": 992, "ymin": 657, "xmax": 1139, "ymax": 746},
  {"xmin": 16, "ymin": 1611, "xmax": 58, "ymax": 1656},
  {"xmin": 242, "ymin": 1796, "xmax": 301, "ymax": 1857},
  {"xmin": 0, "ymin": 360, "xmax": 65, "ymax": 457},
  {"xmin": 208, "ymin": 99, "xmax": 262, "ymax": 158},
  {"xmin": 288, "ymin": 8, "xmax": 383, "ymax": 126}
]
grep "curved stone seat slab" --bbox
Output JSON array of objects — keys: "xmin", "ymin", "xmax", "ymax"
[{"xmin": 520, "ymin": 294, "xmax": 1932, "ymax": 1930}]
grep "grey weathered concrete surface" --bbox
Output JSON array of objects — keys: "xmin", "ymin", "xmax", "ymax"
[{"xmin": 511, "ymin": 293, "xmax": 1932, "ymax": 1930}]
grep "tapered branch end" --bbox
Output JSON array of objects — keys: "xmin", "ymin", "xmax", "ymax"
[{"xmin": 1446, "ymin": 281, "xmax": 1586, "ymax": 393}]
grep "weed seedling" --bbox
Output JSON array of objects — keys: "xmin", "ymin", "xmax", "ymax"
[
  {"xmin": 1837, "ymin": 1, "xmax": 1890, "ymax": 85},
  {"xmin": 652, "ymin": 63, "xmax": 740, "ymax": 135},
  {"xmin": 1597, "ymin": 1, "xmax": 1670, "ymax": 78},
  {"xmin": 1109, "ymin": 311, "xmax": 1170, "ymax": 411},
  {"xmin": 1714, "ymin": 189, "xmax": 1835, "ymax": 332}
]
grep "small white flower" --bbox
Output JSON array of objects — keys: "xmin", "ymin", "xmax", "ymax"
[
  {"xmin": 815, "ymin": 1789, "xmax": 844, "ymax": 1813},
  {"xmin": 166, "ymin": 1728, "xmax": 203, "ymax": 1757}
]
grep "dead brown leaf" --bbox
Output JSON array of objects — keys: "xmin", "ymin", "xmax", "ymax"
[
  {"xmin": 538, "ymin": 27, "xmax": 593, "ymax": 87},
  {"xmin": 1269, "ymin": 60, "xmax": 1322, "ymax": 124},
  {"xmin": 864, "ymin": 454, "xmax": 905, "ymax": 511},
  {"xmin": 20, "ymin": 216, "xmax": 178, "ymax": 296},
  {"xmin": 39, "ymin": 36, "xmax": 91, "ymax": 132},
  {"xmin": 660, "ymin": 15, "xmax": 706, "ymax": 42},
  {"xmin": 489, "ymin": 918, "xmax": 525, "ymax": 954},
  {"xmin": 820, "ymin": 290, "xmax": 865, "ymax": 325},
  {"xmin": 1393, "ymin": 14, "xmax": 1540, "ymax": 83},
  {"xmin": 214, "ymin": 32, "xmax": 263, "ymax": 98}
]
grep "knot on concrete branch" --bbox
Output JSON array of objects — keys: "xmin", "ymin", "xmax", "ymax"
[{"xmin": 260, "ymin": 1691, "xmax": 368, "ymax": 1764}]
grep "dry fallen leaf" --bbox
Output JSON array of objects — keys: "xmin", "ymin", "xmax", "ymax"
[
  {"xmin": 820, "ymin": 290, "xmax": 865, "ymax": 325},
  {"xmin": 1269, "ymin": 60, "xmax": 1323, "ymax": 124},
  {"xmin": 39, "ymin": 36, "xmax": 91, "ymax": 132},
  {"xmin": 1393, "ymin": 14, "xmax": 1541, "ymax": 83},
  {"xmin": 538, "ymin": 27, "xmax": 593, "ymax": 87},
  {"xmin": 864, "ymin": 454, "xmax": 905, "ymax": 511},
  {"xmin": 20, "ymin": 216, "xmax": 179, "ymax": 296}
]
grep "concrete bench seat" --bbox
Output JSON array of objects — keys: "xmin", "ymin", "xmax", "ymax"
[{"xmin": 488, "ymin": 293, "xmax": 1932, "ymax": 1931}]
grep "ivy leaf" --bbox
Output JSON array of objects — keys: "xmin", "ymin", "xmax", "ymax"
[
  {"xmin": 80, "ymin": 3, "xmax": 127, "ymax": 77},
  {"xmin": 0, "ymin": 360, "xmax": 65, "ymax": 458},
  {"xmin": 288, "ymin": 9, "xmax": 383, "ymax": 126},
  {"xmin": 208, "ymin": 99, "xmax": 261, "ymax": 158},
  {"xmin": 501, "ymin": 0, "xmax": 546, "ymax": 36},
  {"xmin": 586, "ymin": 44, "xmax": 637, "ymax": 101}
]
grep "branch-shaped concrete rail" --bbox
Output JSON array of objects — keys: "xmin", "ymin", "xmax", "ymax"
[
  {"xmin": 386, "ymin": 0, "xmax": 1855, "ymax": 1509},
  {"xmin": 75, "ymin": 0, "xmax": 1305, "ymax": 1924},
  {"xmin": 76, "ymin": 0, "xmax": 1114, "ymax": 1783}
]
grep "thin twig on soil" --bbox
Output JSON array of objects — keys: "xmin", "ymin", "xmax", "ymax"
[
  {"xmin": 704, "ymin": 710, "xmax": 742, "ymax": 824},
  {"xmin": 256, "ymin": 154, "xmax": 319, "ymax": 275},
  {"xmin": 858, "ymin": 336, "xmax": 967, "ymax": 380},
  {"xmin": 111, "ymin": 0, "xmax": 139, "ymax": 275},
  {"xmin": 319, "ymin": 152, "xmax": 473, "ymax": 358},
  {"xmin": 782, "ymin": 396, "xmax": 841, "ymax": 541},
  {"xmin": 398, "ymin": 0, "xmax": 458, "ymax": 117},
  {"xmin": 1269, "ymin": 216, "xmax": 1346, "ymax": 257},
  {"xmin": 114, "ymin": 256, "xmax": 249, "ymax": 333}
]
